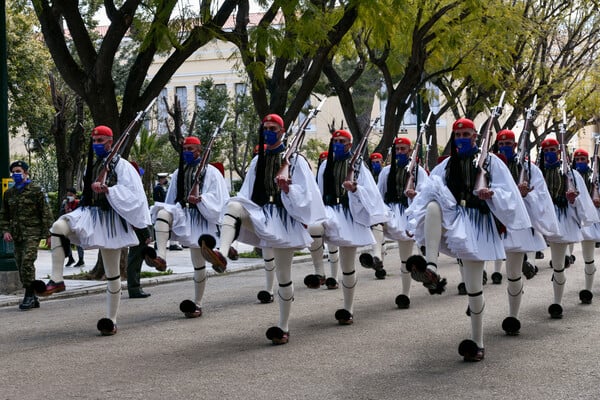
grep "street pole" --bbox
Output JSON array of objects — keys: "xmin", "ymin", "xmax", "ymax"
[{"xmin": 0, "ymin": 0, "xmax": 19, "ymax": 293}]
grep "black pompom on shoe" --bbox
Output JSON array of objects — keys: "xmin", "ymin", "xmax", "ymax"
[
  {"xmin": 458, "ymin": 339, "xmax": 485, "ymax": 362},
  {"xmin": 579, "ymin": 289, "xmax": 593, "ymax": 305},
  {"xmin": 548, "ymin": 303, "xmax": 563, "ymax": 319},
  {"xmin": 395, "ymin": 294, "xmax": 410, "ymax": 309},
  {"xmin": 502, "ymin": 316, "xmax": 521, "ymax": 336}
]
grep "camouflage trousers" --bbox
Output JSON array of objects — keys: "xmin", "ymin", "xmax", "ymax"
[{"xmin": 13, "ymin": 237, "xmax": 40, "ymax": 288}]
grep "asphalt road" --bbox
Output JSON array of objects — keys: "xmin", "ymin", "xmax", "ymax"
[{"xmin": 2, "ymin": 248, "xmax": 600, "ymax": 400}]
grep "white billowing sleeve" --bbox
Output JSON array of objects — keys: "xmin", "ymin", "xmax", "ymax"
[
  {"xmin": 164, "ymin": 169, "xmax": 180, "ymax": 205},
  {"xmin": 484, "ymin": 155, "xmax": 531, "ymax": 231},
  {"xmin": 377, "ymin": 166, "xmax": 390, "ymax": 198},
  {"xmin": 348, "ymin": 162, "xmax": 389, "ymax": 226},
  {"xmin": 195, "ymin": 164, "xmax": 230, "ymax": 224},
  {"xmin": 281, "ymin": 155, "xmax": 326, "ymax": 225},
  {"xmin": 236, "ymin": 157, "xmax": 257, "ymax": 201},
  {"xmin": 107, "ymin": 159, "xmax": 152, "ymax": 228},
  {"xmin": 522, "ymin": 163, "xmax": 560, "ymax": 236},
  {"xmin": 572, "ymin": 170, "xmax": 600, "ymax": 227}
]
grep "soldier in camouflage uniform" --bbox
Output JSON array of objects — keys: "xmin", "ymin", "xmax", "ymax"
[{"xmin": 0, "ymin": 160, "xmax": 53, "ymax": 310}]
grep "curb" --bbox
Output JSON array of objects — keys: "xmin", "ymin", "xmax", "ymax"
[{"xmin": 0, "ymin": 254, "xmax": 315, "ymax": 309}]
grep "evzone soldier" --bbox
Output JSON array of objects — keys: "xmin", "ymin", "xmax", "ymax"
[
  {"xmin": 308, "ymin": 129, "xmax": 388, "ymax": 325},
  {"xmin": 539, "ymin": 139, "xmax": 598, "ymax": 318},
  {"xmin": 357, "ymin": 151, "xmax": 388, "ymax": 280},
  {"xmin": 151, "ymin": 136, "xmax": 230, "ymax": 318},
  {"xmin": 493, "ymin": 129, "xmax": 559, "ymax": 334},
  {"xmin": 405, "ymin": 118, "xmax": 532, "ymax": 361},
  {"xmin": 371, "ymin": 137, "xmax": 429, "ymax": 309},
  {"xmin": 203, "ymin": 113, "xmax": 326, "ymax": 345},
  {"xmin": 33, "ymin": 125, "xmax": 152, "ymax": 335},
  {"xmin": 305, "ymin": 150, "xmax": 340, "ymax": 290},
  {"xmin": 572, "ymin": 148, "xmax": 600, "ymax": 303}
]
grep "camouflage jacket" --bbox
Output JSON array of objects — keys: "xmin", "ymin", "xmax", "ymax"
[{"xmin": 0, "ymin": 182, "xmax": 54, "ymax": 242}]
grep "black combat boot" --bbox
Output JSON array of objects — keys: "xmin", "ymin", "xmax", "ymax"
[{"xmin": 19, "ymin": 287, "xmax": 37, "ymax": 311}]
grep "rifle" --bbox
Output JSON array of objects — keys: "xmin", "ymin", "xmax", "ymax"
[
  {"xmin": 590, "ymin": 133, "xmax": 600, "ymax": 204},
  {"xmin": 345, "ymin": 117, "xmax": 380, "ymax": 183},
  {"xmin": 405, "ymin": 111, "xmax": 431, "ymax": 194},
  {"xmin": 95, "ymin": 97, "xmax": 157, "ymax": 185},
  {"xmin": 276, "ymin": 97, "xmax": 326, "ymax": 180},
  {"xmin": 187, "ymin": 113, "xmax": 229, "ymax": 202},
  {"xmin": 424, "ymin": 135, "xmax": 433, "ymax": 173},
  {"xmin": 559, "ymin": 109, "xmax": 578, "ymax": 198},
  {"xmin": 517, "ymin": 95, "xmax": 537, "ymax": 190},
  {"xmin": 474, "ymin": 91, "xmax": 505, "ymax": 195}
]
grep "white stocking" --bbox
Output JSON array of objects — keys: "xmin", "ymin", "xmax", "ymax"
[
  {"xmin": 505, "ymin": 252, "xmax": 524, "ymax": 318},
  {"xmin": 340, "ymin": 247, "xmax": 357, "ymax": 313},
  {"xmin": 273, "ymin": 248, "xmax": 294, "ymax": 332},
  {"xmin": 462, "ymin": 260, "xmax": 485, "ymax": 348},
  {"xmin": 263, "ymin": 247, "xmax": 276, "ymax": 294},
  {"xmin": 154, "ymin": 209, "xmax": 172, "ymax": 261},
  {"xmin": 308, "ymin": 223, "xmax": 326, "ymax": 277},
  {"xmin": 424, "ymin": 201, "xmax": 442, "ymax": 270},
  {"xmin": 582, "ymin": 240, "xmax": 596, "ymax": 292},
  {"xmin": 327, "ymin": 244, "xmax": 339, "ymax": 280},
  {"xmin": 549, "ymin": 242, "xmax": 568, "ymax": 305},
  {"xmin": 371, "ymin": 224, "xmax": 384, "ymax": 261},
  {"xmin": 220, "ymin": 201, "xmax": 251, "ymax": 257},
  {"xmin": 398, "ymin": 241, "xmax": 416, "ymax": 296},
  {"xmin": 494, "ymin": 259, "xmax": 503, "ymax": 274},
  {"xmin": 190, "ymin": 248, "xmax": 207, "ymax": 306},
  {"xmin": 102, "ymin": 249, "xmax": 122, "ymax": 324},
  {"xmin": 49, "ymin": 219, "xmax": 71, "ymax": 283}
]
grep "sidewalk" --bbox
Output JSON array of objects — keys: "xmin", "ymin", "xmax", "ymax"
[{"xmin": 0, "ymin": 242, "xmax": 313, "ymax": 308}]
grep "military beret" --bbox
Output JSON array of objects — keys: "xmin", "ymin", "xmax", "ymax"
[
  {"xmin": 394, "ymin": 137, "xmax": 412, "ymax": 146},
  {"xmin": 496, "ymin": 129, "xmax": 515, "ymax": 141},
  {"xmin": 183, "ymin": 136, "xmax": 201, "ymax": 146},
  {"xmin": 92, "ymin": 125, "xmax": 113, "ymax": 137},
  {"xmin": 9, "ymin": 160, "xmax": 29, "ymax": 172},
  {"xmin": 332, "ymin": 129, "xmax": 353, "ymax": 142},
  {"xmin": 262, "ymin": 114, "xmax": 285, "ymax": 130},
  {"xmin": 452, "ymin": 118, "xmax": 476, "ymax": 131},
  {"xmin": 541, "ymin": 138, "xmax": 560, "ymax": 148},
  {"xmin": 574, "ymin": 148, "xmax": 589, "ymax": 158}
]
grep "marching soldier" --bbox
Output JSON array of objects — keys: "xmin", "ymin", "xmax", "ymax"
[
  {"xmin": 493, "ymin": 129, "xmax": 559, "ymax": 334},
  {"xmin": 406, "ymin": 118, "xmax": 532, "ymax": 361},
  {"xmin": 34, "ymin": 126, "xmax": 152, "ymax": 335},
  {"xmin": 151, "ymin": 136, "xmax": 230, "ymax": 318},
  {"xmin": 204, "ymin": 113, "xmax": 326, "ymax": 345},
  {"xmin": 538, "ymin": 139, "xmax": 598, "ymax": 318},
  {"xmin": 308, "ymin": 129, "xmax": 388, "ymax": 325}
]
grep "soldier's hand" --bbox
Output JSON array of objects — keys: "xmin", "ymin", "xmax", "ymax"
[
  {"xmin": 187, "ymin": 195, "xmax": 201, "ymax": 204},
  {"xmin": 275, "ymin": 175, "xmax": 290, "ymax": 194},
  {"xmin": 91, "ymin": 182, "xmax": 109, "ymax": 194},
  {"xmin": 477, "ymin": 188, "xmax": 494, "ymax": 200},
  {"xmin": 3, "ymin": 232, "xmax": 13, "ymax": 242},
  {"xmin": 342, "ymin": 180, "xmax": 357, "ymax": 193},
  {"xmin": 517, "ymin": 182, "xmax": 532, "ymax": 198},
  {"xmin": 404, "ymin": 188, "xmax": 417, "ymax": 199},
  {"xmin": 566, "ymin": 190, "xmax": 578, "ymax": 204},
  {"xmin": 594, "ymin": 198, "xmax": 600, "ymax": 208}
]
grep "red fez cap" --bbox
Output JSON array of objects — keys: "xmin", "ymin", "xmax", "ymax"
[
  {"xmin": 574, "ymin": 148, "xmax": 589, "ymax": 158},
  {"xmin": 394, "ymin": 137, "xmax": 411, "ymax": 146},
  {"xmin": 452, "ymin": 118, "xmax": 475, "ymax": 131},
  {"xmin": 332, "ymin": 129, "xmax": 353, "ymax": 142},
  {"xmin": 262, "ymin": 114, "xmax": 285, "ymax": 130},
  {"xmin": 92, "ymin": 125, "xmax": 113, "ymax": 137},
  {"xmin": 496, "ymin": 129, "xmax": 515, "ymax": 141},
  {"xmin": 370, "ymin": 152, "xmax": 383, "ymax": 161},
  {"xmin": 541, "ymin": 138, "xmax": 559, "ymax": 148},
  {"xmin": 319, "ymin": 151, "xmax": 329, "ymax": 160},
  {"xmin": 183, "ymin": 136, "xmax": 201, "ymax": 146}
]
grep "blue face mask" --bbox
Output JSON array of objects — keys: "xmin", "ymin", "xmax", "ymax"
[
  {"xmin": 11, "ymin": 173, "xmax": 23, "ymax": 184},
  {"xmin": 263, "ymin": 129, "xmax": 279, "ymax": 146},
  {"xmin": 454, "ymin": 138, "xmax": 473, "ymax": 156},
  {"xmin": 498, "ymin": 145, "xmax": 514, "ymax": 160},
  {"xmin": 93, "ymin": 143, "xmax": 109, "ymax": 158},
  {"xmin": 333, "ymin": 142, "xmax": 349, "ymax": 160},
  {"xmin": 544, "ymin": 151, "xmax": 558, "ymax": 165},
  {"xmin": 183, "ymin": 151, "xmax": 196, "ymax": 164},
  {"xmin": 372, "ymin": 163, "xmax": 382, "ymax": 174},
  {"xmin": 396, "ymin": 153, "xmax": 408, "ymax": 166},
  {"xmin": 575, "ymin": 162, "xmax": 589, "ymax": 173}
]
